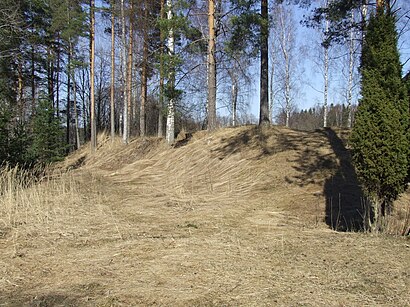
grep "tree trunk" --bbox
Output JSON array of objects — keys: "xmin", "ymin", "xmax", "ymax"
[
  {"xmin": 56, "ymin": 34, "xmax": 61, "ymax": 119},
  {"xmin": 323, "ymin": 4, "xmax": 329, "ymax": 128},
  {"xmin": 360, "ymin": 0, "xmax": 368, "ymax": 47},
  {"xmin": 31, "ymin": 45, "xmax": 36, "ymax": 114},
  {"xmin": 73, "ymin": 72, "xmax": 81, "ymax": 149},
  {"xmin": 285, "ymin": 61, "xmax": 290, "ymax": 128},
  {"xmin": 207, "ymin": 0, "xmax": 217, "ymax": 131},
  {"xmin": 323, "ymin": 46, "xmax": 329, "ymax": 128},
  {"xmin": 232, "ymin": 79, "xmax": 237, "ymax": 127},
  {"xmin": 110, "ymin": 0, "xmax": 116, "ymax": 141},
  {"xmin": 121, "ymin": 0, "xmax": 128, "ymax": 144},
  {"xmin": 269, "ymin": 51, "xmax": 275, "ymax": 123},
  {"xmin": 47, "ymin": 45, "xmax": 54, "ymax": 108},
  {"xmin": 126, "ymin": 0, "xmax": 134, "ymax": 140},
  {"xmin": 140, "ymin": 0, "xmax": 148, "ymax": 137},
  {"xmin": 347, "ymin": 10, "xmax": 354, "ymax": 129},
  {"xmin": 90, "ymin": 0, "xmax": 97, "ymax": 152},
  {"xmin": 166, "ymin": 0, "xmax": 175, "ymax": 144},
  {"xmin": 66, "ymin": 47, "xmax": 71, "ymax": 151},
  {"xmin": 17, "ymin": 56, "xmax": 24, "ymax": 119},
  {"xmin": 158, "ymin": 0, "xmax": 165, "ymax": 137},
  {"xmin": 259, "ymin": 0, "xmax": 270, "ymax": 126},
  {"xmin": 97, "ymin": 60, "xmax": 104, "ymax": 131},
  {"xmin": 228, "ymin": 69, "xmax": 238, "ymax": 127}
]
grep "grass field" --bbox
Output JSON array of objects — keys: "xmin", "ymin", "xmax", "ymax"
[{"xmin": 1, "ymin": 126, "xmax": 409, "ymax": 306}]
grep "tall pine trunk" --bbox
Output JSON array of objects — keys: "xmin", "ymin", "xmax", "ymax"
[
  {"xmin": 140, "ymin": 0, "xmax": 148, "ymax": 137},
  {"xmin": 259, "ymin": 0, "xmax": 270, "ymax": 126},
  {"xmin": 158, "ymin": 0, "xmax": 165, "ymax": 137},
  {"xmin": 126, "ymin": 0, "xmax": 134, "ymax": 139},
  {"xmin": 66, "ymin": 47, "xmax": 71, "ymax": 151},
  {"xmin": 110, "ymin": 0, "xmax": 116, "ymax": 141},
  {"xmin": 31, "ymin": 45, "xmax": 36, "ymax": 114},
  {"xmin": 47, "ymin": 45, "xmax": 54, "ymax": 108},
  {"xmin": 56, "ymin": 34, "xmax": 61, "ymax": 119},
  {"xmin": 90, "ymin": 0, "xmax": 97, "ymax": 152}
]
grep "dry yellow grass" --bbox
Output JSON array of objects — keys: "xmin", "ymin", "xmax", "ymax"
[{"xmin": 0, "ymin": 126, "xmax": 409, "ymax": 306}]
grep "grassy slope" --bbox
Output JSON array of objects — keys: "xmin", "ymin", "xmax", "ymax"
[{"xmin": 0, "ymin": 126, "xmax": 409, "ymax": 306}]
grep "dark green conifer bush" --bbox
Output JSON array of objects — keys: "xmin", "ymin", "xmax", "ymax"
[{"xmin": 350, "ymin": 7, "xmax": 409, "ymax": 231}]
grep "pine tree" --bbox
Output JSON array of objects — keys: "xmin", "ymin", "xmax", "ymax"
[
  {"xmin": 227, "ymin": 0, "xmax": 270, "ymax": 126},
  {"xmin": 350, "ymin": 6, "xmax": 409, "ymax": 231}
]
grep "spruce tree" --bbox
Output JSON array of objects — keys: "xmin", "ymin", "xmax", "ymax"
[
  {"xmin": 29, "ymin": 95, "xmax": 66, "ymax": 164},
  {"xmin": 350, "ymin": 7, "xmax": 409, "ymax": 231}
]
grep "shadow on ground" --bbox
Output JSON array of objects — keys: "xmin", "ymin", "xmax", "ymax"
[
  {"xmin": 322, "ymin": 128, "xmax": 365, "ymax": 231},
  {"xmin": 213, "ymin": 126, "xmax": 365, "ymax": 232},
  {"xmin": 285, "ymin": 127, "xmax": 365, "ymax": 231},
  {"xmin": 212, "ymin": 126, "xmax": 301, "ymax": 160}
]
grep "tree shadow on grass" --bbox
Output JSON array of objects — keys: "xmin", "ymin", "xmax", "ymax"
[
  {"xmin": 211, "ymin": 125, "xmax": 365, "ymax": 231},
  {"xmin": 322, "ymin": 128, "xmax": 365, "ymax": 231},
  {"xmin": 212, "ymin": 126, "xmax": 301, "ymax": 160}
]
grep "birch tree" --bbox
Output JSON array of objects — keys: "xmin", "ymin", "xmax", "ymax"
[
  {"xmin": 121, "ymin": 0, "xmax": 128, "ymax": 143},
  {"xmin": 323, "ymin": 2, "xmax": 329, "ymax": 128},
  {"xmin": 140, "ymin": 0, "xmax": 149, "ymax": 137},
  {"xmin": 207, "ymin": 0, "xmax": 217, "ymax": 131},
  {"xmin": 165, "ymin": 0, "xmax": 175, "ymax": 144},
  {"xmin": 271, "ymin": 4, "xmax": 300, "ymax": 127},
  {"xmin": 346, "ymin": 9, "xmax": 356, "ymax": 128}
]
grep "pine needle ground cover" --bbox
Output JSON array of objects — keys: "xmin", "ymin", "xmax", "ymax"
[{"xmin": 1, "ymin": 126, "xmax": 409, "ymax": 306}]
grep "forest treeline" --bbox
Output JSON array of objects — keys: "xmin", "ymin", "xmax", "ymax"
[
  {"xmin": 0, "ymin": 0, "xmax": 370, "ymax": 165},
  {"xmin": 0, "ymin": 0, "xmax": 271, "ymax": 164}
]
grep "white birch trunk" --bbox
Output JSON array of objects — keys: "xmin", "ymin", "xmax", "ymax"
[
  {"xmin": 279, "ymin": 8, "xmax": 291, "ymax": 128},
  {"xmin": 228, "ymin": 69, "xmax": 238, "ymax": 127},
  {"xmin": 269, "ymin": 54, "xmax": 275, "ymax": 124},
  {"xmin": 72, "ymin": 69, "xmax": 80, "ymax": 149},
  {"xmin": 347, "ymin": 10, "xmax": 355, "ymax": 128},
  {"xmin": 207, "ymin": 0, "xmax": 217, "ymax": 131},
  {"xmin": 323, "ymin": 3, "xmax": 329, "ymax": 128},
  {"xmin": 166, "ymin": 0, "xmax": 175, "ymax": 144},
  {"xmin": 361, "ymin": 0, "xmax": 368, "ymax": 46}
]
